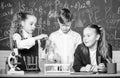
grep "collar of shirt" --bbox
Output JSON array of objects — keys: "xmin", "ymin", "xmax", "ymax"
[
  {"xmin": 58, "ymin": 29, "xmax": 72, "ymax": 36},
  {"xmin": 89, "ymin": 49, "xmax": 97, "ymax": 65},
  {"xmin": 22, "ymin": 29, "xmax": 32, "ymax": 39}
]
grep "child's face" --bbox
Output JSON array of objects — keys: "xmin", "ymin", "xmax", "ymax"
[
  {"xmin": 83, "ymin": 27, "xmax": 100, "ymax": 48},
  {"xmin": 58, "ymin": 21, "xmax": 71, "ymax": 34},
  {"xmin": 21, "ymin": 15, "xmax": 37, "ymax": 34}
]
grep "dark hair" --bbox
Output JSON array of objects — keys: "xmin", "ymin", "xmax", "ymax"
[
  {"xmin": 58, "ymin": 8, "xmax": 73, "ymax": 24},
  {"xmin": 89, "ymin": 24, "xmax": 101, "ymax": 35},
  {"xmin": 17, "ymin": 12, "xmax": 33, "ymax": 21},
  {"xmin": 87, "ymin": 24, "xmax": 109, "ymax": 58}
]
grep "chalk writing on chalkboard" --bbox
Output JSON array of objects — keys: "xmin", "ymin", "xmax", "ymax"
[
  {"xmin": 0, "ymin": 2, "xmax": 13, "ymax": 17},
  {"xmin": 0, "ymin": 0, "xmax": 120, "ymax": 50},
  {"xmin": 115, "ymin": 30, "xmax": 120, "ymax": 39}
]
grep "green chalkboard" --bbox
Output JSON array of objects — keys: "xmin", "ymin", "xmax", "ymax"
[{"xmin": 0, "ymin": 0, "xmax": 120, "ymax": 50}]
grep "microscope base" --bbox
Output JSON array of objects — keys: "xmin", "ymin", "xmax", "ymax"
[{"xmin": 7, "ymin": 70, "xmax": 24, "ymax": 75}]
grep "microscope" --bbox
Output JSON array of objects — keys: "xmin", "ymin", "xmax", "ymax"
[
  {"xmin": 7, "ymin": 51, "xmax": 24, "ymax": 75},
  {"xmin": 7, "ymin": 52, "xmax": 19, "ymax": 71},
  {"xmin": 7, "ymin": 41, "xmax": 24, "ymax": 75}
]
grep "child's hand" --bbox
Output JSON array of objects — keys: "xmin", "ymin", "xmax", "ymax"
[
  {"xmin": 98, "ymin": 63, "xmax": 106, "ymax": 72},
  {"xmin": 40, "ymin": 34, "xmax": 48, "ymax": 39},
  {"xmin": 53, "ymin": 53, "xmax": 61, "ymax": 63},
  {"xmin": 34, "ymin": 34, "xmax": 48, "ymax": 40},
  {"xmin": 85, "ymin": 64, "xmax": 92, "ymax": 72}
]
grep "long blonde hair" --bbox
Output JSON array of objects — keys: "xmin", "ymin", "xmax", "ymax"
[{"xmin": 89, "ymin": 24, "xmax": 109, "ymax": 59}]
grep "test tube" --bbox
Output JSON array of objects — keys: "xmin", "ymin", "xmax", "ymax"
[{"xmin": 98, "ymin": 56, "xmax": 101, "ymax": 64}]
